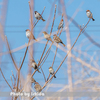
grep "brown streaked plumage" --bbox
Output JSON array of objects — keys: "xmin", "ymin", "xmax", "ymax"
[
  {"xmin": 34, "ymin": 82, "xmax": 42, "ymax": 92},
  {"xmin": 58, "ymin": 19, "xmax": 64, "ymax": 29},
  {"xmin": 53, "ymin": 34, "xmax": 65, "ymax": 47},
  {"xmin": 43, "ymin": 31, "xmax": 53, "ymax": 42},
  {"xmin": 31, "ymin": 77, "xmax": 36, "ymax": 83}
]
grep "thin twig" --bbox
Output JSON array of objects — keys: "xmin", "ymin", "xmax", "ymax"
[
  {"xmin": 16, "ymin": 69, "xmax": 20, "ymax": 92},
  {"xmin": 11, "ymin": 70, "xmax": 16, "ymax": 80},
  {"xmin": 39, "ymin": 42, "xmax": 53, "ymax": 65},
  {"xmin": 38, "ymin": 4, "xmax": 57, "ymax": 66},
  {"xmin": 5, "ymin": 36, "xmax": 18, "ymax": 71},
  {"xmin": 0, "ymin": 68, "xmax": 13, "ymax": 91},
  {"xmin": 40, "ymin": 49, "xmax": 50, "ymax": 69},
  {"xmin": 11, "ymin": 70, "xmax": 16, "ymax": 87},
  {"xmin": 40, "ymin": 67, "xmax": 46, "ymax": 82},
  {"xmin": 10, "ymin": 76, "xmax": 13, "ymax": 87},
  {"xmin": 14, "ymin": 69, "xmax": 20, "ymax": 100},
  {"xmin": 19, "ymin": 39, "xmax": 30, "ymax": 70}
]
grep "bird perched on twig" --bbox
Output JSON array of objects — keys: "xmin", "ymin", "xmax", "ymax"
[
  {"xmin": 25, "ymin": 29, "xmax": 37, "ymax": 41},
  {"xmin": 86, "ymin": 10, "xmax": 95, "ymax": 21},
  {"xmin": 31, "ymin": 59, "xmax": 41, "ymax": 73},
  {"xmin": 43, "ymin": 31, "xmax": 53, "ymax": 42},
  {"xmin": 34, "ymin": 11, "xmax": 45, "ymax": 21},
  {"xmin": 58, "ymin": 19, "xmax": 64, "ymax": 29},
  {"xmin": 49, "ymin": 67, "xmax": 56, "ymax": 78},
  {"xmin": 31, "ymin": 77, "xmax": 36, "ymax": 83},
  {"xmin": 34, "ymin": 82, "xmax": 42, "ymax": 92},
  {"xmin": 53, "ymin": 34, "xmax": 65, "ymax": 47}
]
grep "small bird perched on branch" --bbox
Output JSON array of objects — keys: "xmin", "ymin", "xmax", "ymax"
[
  {"xmin": 58, "ymin": 19, "xmax": 64, "ymax": 29},
  {"xmin": 53, "ymin": 34, "xmax": 65, "ymax": 47},
  {"xmin": 34, "ymin": 82, "xmax": 42, "ymax": 92},
  {"xmin": 49, "ymin": 67, "xmax": 56, "ymax": 78},
  {"xmin": 86, "ymin": 10, "xmax": 95, "ymax": 21},
  {"xmin": 34, "ymin": 11, "xmax": 45, "ymax": 21},
  {"xmin": 43, "ymin": 31, "xmax": 53, "ymax": 42},
  {"xmin": 31, "ymin": 59, "xmax": 41, "ymax": 73},
  {"xmin": 25, "ymin": 29, "xmax": 37, "ymax": 41}
]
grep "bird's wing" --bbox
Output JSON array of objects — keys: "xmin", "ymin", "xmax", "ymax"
[{"xmin": 56, "ymin": 36, "xmax": 62, "ymax": 42}]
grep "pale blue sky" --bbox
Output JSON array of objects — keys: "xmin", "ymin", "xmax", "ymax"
[{"xmin": 0, "ymin": 0, "xmax": 100, "ymax": 99}]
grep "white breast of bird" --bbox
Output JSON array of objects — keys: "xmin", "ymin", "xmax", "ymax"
[
  {"xmin": 45, "ymin": 34, "xmax": 50, "ymax": 39},
  {"xmin": 26, "ymin": 31, "xmax": 31, "ymax": 38},
  {"xmin": 32, "ymin": 62, "xmax": 36, "ymax": 68},
  {"xmin": 49, "ymin": 68, "xmax": 54, "ymax": 74},
  {"xmin": 35, "ymin": 13, "xmax": 40, "ymax": 19},
  {"xmin": 87, "ymin": 12, "xmax": 92, "ymax": 18}
]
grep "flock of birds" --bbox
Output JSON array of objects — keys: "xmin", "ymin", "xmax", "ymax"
[{"xmin": 24, "ymin": 10, "xmax": 95, "ymax": 92}]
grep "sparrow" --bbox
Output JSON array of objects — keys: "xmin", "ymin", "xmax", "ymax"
[
  {"xmin": 49, "ymin": 67, "xmax": 56, "ymax": 78},
  {"xmin": 53, "ymin": 34, "xmax": 65, "ymax": 47},
  {"xmin": 34, "ymin": 82, "xmax": 42, "ymax": 92},
  {"xmin": 86, "ymin": 10, "xmax": 95, "ymax": 21},
  {"xmin": 58, "ymin": 19, "xmax": 64, "ymax": 29},
  {"xmin": 31, "ymin": 59, "xmax": 41, "ymax": 73},
  {"xmin": 43, "ymin": 31, "xmax": 53, "ymax": 42},
  {"xmin": 25, "ymin": 29, "xmax": 37, "ymax": 40},
  {"xmin": 34, "ymin": 11, "xmax": 45, "ymax": 21},
  {"xmin": 31, "ymin": 77, "xmax": 36, "ymax": 83}
]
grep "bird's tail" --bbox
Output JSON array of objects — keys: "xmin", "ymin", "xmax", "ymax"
[
  {"xmin": 35, "ymin": 39, "xmax": 38, "ymax": 41},
  {"xmin": 33, "ymin": 36, "xmax": 35, "ymax": 40},
  {"xmin": 92, "ymin": 18, "xmax": 95, "ymax": 21},
  {"xmin": 62, "ymin": 43, "xmax": 65, "ymax": 47},
  {"xmin": 37, "ymin": 69, "xmax": 41, "ymax": 73},
  {"xmin": 42, "ymin": 18, "xmax": 45, "ymax": 21},
  {"xmin": 61, "ymin": 41, "xmax": 65, "ymax": 47},
  {"xmin": 32, "ymin": 35, "xmax": 38, "ymax": 41},
  {"xmin": 54, "ymin": 75, "xmax": 56, "ymax": 78}
]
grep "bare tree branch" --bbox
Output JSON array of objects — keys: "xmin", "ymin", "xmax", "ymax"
[
  {"xmin": 0, "ymin": 68, "xmax": 13, "ymax": 91},
  {"xmin": 5, "ymin": 36, "xmax": 18, "ymax": 71},
  {"xmin": 40, "ymin": 67, "xmax": 46, "ymax": 82}
]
